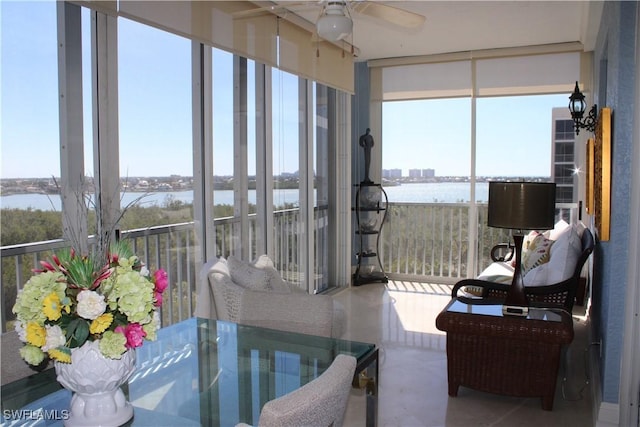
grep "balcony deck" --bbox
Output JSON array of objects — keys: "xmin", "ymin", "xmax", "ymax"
[{"xmin": 337, "ymin": 280, "xmax": 593, "ymax": 426}]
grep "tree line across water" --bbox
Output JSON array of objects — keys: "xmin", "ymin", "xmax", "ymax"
[{"xmin": 1, "ymin": 198, "xmax": 231, "ymax": 247}]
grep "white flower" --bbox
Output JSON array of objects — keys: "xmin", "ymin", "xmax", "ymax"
[
  {"xmin": 76, "ymin": 290, "xmax": 106, "ymax": 320},
  {"xmin": 140, "ymin": 266, "xmax": 149, "ymax": 277},
  {"xmin": 14, "ymin": 321, "xmax": 27, "ymax": 342},
  {"xmin": 42, "ymin": 325, "xmax": 66, "ymax": 352}
]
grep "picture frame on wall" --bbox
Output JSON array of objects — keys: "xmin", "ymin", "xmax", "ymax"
[
  {"xmin": 593, "ymin": 107, "xmax": 612, "ymax": 241},
  {"xmin": 585, "ymin": 137, "xmax": 595, "ymax": 215}
]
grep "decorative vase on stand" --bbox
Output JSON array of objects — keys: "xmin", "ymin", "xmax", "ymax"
[{"xmin": 55, "ymin": 341, "xmax": 136, "ymax": 427}]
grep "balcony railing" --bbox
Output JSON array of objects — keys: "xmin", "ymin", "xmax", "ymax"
[
  {"xmin": 0, "ymin": 208, "xmax": 319, "ymax": 332},
  {"xmin": 0, "ymin": 202, "xmax": 577, "ymax": 332},
  {"xmin": 382, "ymin": 202, "xmax": 577, "ymax": 283}
]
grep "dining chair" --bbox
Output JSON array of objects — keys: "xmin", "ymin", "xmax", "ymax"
[{"xmin": 236, "ymin": 354, "xmax": 357, "ymax": 427}]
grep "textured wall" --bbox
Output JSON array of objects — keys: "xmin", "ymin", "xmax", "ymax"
[{"xmin": 592, "ymin": 0, "xmax": 638, "ymax": 404}]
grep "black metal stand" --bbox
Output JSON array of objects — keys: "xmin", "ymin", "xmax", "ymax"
[{"xmin": 353, "ymin": 181, "xmax": 388, "ymax": 286}]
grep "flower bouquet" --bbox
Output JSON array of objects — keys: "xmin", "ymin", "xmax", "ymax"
[{"xmin": 12, "ymin": 241, "xmax": 168, "ymax": 365}]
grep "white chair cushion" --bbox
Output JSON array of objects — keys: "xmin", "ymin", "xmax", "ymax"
[
  {"xmin": 477, "ymin": 261, "xmax": 514, "ymax": 283},
  {"xmin": 523, "ymin": 263, "xmax": 550, "ymax": 287},
  {"xmin": 547, "ymin": 224, "xmax": 582, "ymax": 283}
]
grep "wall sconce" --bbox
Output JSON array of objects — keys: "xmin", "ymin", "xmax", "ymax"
[{"xmin": 568, "ymin": 81, "xmax": 597, "ymax": 136}]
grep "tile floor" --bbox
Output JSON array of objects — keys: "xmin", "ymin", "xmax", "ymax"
[{"xmin": 333, "ymin": 280, "xmax": 594, "ymax": 427}]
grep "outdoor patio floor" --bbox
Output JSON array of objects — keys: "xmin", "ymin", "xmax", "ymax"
[{"xmin": 334, "ymin": 280, "xmax": 594, "ymax": 427}]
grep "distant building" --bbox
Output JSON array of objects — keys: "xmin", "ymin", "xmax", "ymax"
[
  {"xmin": 422, "ymin": 169, "xmax": 435, "ymax": 178},
  {"xmin": 383, "ymin": 169, "xmax": 402, "ymax": 179},
  {"xmin": 551, "ymin": 108, "xmax": 578, "ymax": 205},
  {"xmin": 408, "ymin": 169, "xmax": 421, "ymax": 178}
]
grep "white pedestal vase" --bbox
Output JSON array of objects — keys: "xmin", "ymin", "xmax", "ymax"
[{"xmin": 55, "ymin": 341, "xmax": 136, "ymax": 427}]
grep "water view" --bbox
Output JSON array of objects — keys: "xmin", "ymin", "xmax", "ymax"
[{"xmin": 0, "ymin": 182, "xmax": 489, "ymax": 211}]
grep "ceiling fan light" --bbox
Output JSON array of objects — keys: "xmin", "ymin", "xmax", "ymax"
[{"xmin": 317, "ymin": 10, "xmax": 353, "ymax": 41}]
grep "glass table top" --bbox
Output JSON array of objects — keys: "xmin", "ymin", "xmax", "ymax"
[
  {"xmin": 1, "ymin": 318, "xmax": 376, "ymax": 426},
  {"xmin": 446, "ymin": 298, "xmax": 566, "ymax": 322}
]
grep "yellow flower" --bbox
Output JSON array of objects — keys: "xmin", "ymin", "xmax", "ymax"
[
  {"xmin": 61, "ymin": 296, "xmax": 72, "ymax": 314},
  {"xmin": 43, "ymin": 293, "xmax": 63, "ymax": 321},
  {"xmin": 49, "ymin": 347, "xmax": 71, "ymax": 363},
  {"xmin": 26, "ymin": 322, "xmax": 46, "ymax": 347},
  {"xmin": 90, "ymin": 313, "xmax": 113, "ymax": 334}
]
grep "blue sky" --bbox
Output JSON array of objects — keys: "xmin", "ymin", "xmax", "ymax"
[
  {"xmin": 2, "ymin": 1, "xmax": 570, "ymax": 180},
  {"xmin": 383, "ymin": 93, "xmax": 569, "ymax": 177}
]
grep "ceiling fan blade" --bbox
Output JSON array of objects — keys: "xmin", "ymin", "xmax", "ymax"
[
  {"xmin": 232, "ymin": 1, "xmax": 317, "ymax": 19},
  {"xmin": 351, "ymin": 1, "xmax": 425, "ymax": 28}
]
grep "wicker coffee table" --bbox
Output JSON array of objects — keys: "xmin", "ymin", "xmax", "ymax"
[{"xmin": 435, "ymin": 298, "xmax": 573, "ymax": 410}]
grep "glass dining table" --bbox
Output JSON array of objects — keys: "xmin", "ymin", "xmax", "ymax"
[{"xmin": 1, "ymin": 317, "xmax": 378, "ymax": 427}]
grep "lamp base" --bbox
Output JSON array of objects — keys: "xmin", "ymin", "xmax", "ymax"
[{"xmin": 502, "ymin": 305, "xmax": 529, "ymax": 317}]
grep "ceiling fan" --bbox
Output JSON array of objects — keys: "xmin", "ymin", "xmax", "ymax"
[{"xmin": 236, "ymin": 1, "xmax": 426, "ymax": 42}]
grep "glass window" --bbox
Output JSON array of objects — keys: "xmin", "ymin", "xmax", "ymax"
[
  {"xmin": 314, "ymin": 84, "xmax": 330, "ymax": 293},
  {"xmin": 554, "ymin": 164, "xmax": 575, "ymax": 185},
  {"xmin": 382, "ymin": 98, "xmax": 471, "ymax": 201},
  {"xmin": 1, "ymin": 1, "xmax": 81, "ymax": 332},
  {"xmin": 118, "ymin": 17, "xmax": 193, "ymax": 227},
  {"xmin": 272, "ymin": 69, "xmax": 300, "ymax": 285},
  {"xmin": 382, "ymin": 98, "xmax": 471, "ymax": 278},
  {"xmin": 555, "ymin": 141, "xmax": 574, "ymax": 163},
  {"xmin": 1, "ymin": 1, "xmax": 62, "ymax": 241},
  {"xmin": 118, "ymin": 18, "xmax": 194, "ymax": 324},
  {"xmin": 477, "ymin": 94, "xmax": 567, "ymax": 180},
  {"xmin": 556, "ymin": 186, "xmax": 574, "ymax": 204},
  {"xmin": 212, "ymin": 49, "xmax": 235, "ymax": 256},
  {"xmin": 555, "ymin": 119, "xmax": 575, "ymax": 140}
]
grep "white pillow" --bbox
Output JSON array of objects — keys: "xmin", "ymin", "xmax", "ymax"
[
  {"xmin": 523, "ymin": 263, "xmax": 550, "ymax": 287},
  {"xmin": 547, "ymin": 225, "xmax": 582, "ymax": 283},
  {"xmin": 546, "ymin": 219, "xmax": 570, "ymax": 241},
  {"xmin": 521, "ymin": 233, "xmax": 553, "ymax": 276},
  {"xmin": 252, "ymin": 255, "xmax": 291, "ymax": 293},
  {"xmin": 210, "ymin": 257, "xmax": 230, "ymax": 275},
  {"xmin": 573, "ymin": 221, "xmax": 586, "ymax": 238},
  {"xmin": 227, "ymin": 255, "xmax": 272, "ymax": 291}
]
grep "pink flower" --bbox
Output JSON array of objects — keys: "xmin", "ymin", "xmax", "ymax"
[
  {"xmin": 115, "ymin": 323, "xmax": 147, "ymax": 349},
  {"xmin": 154, "ymin": 269, "xmax": 168, "ymax": 293},
  {"xmin": 153, "ymin": 269, "xmax": 168, "ymax": 307},
  {"xmin": 154, "ymin": 291, "xmax": 164, "ymax": 307}
]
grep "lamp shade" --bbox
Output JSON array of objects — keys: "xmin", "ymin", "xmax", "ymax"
[
  {"xmin": 488, "ymin": 182, "xmax": 556, "ymax": 231},
  {"xmin": 317, "ymin": 3, "xmax": 353, "ymax": 41}
]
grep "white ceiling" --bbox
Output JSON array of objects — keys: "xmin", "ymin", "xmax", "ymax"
[{"xmin": 274, "ymin": 1, "xmax": 603, "ymax": 62}]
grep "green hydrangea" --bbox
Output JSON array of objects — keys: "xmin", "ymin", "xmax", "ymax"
[
  {"xmin": 12, "ymin": 272, "xmax": 66, "ymax": 324},
  {"xmin": 99, "ymin": 331, "xmax": 127, "ymax": 359},
  {"xmin": 107, "ymin": 269, "xmax": 155, "ymax": 324},
  {"xmin": 20, "ymin": 344, "xmax": 46, "ymax": 366},
  {"xmin": 142, "ymin": 311, "xmax": 160, "ymax": 341}
]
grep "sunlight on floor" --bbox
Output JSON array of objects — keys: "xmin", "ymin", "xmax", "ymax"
[
  {"xmin": 339, "ymin": 279, "xmax": 594, "ymax": 427},
  {"xmin": 386, "ymin": 280, "xmax": 450, "ymax": 335}
]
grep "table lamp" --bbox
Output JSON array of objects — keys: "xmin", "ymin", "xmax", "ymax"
[{"xmin": 488, "ymin": 181, "xmax": 556, "ymax": 316}]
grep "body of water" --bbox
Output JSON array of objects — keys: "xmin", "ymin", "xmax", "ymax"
[
  {"xmin": 0, "ymin": 182, "xmax": 488, "ymax": 211},
  {"xmin": 385, "ymin": 182, "xmax": 488, "ymax": 203}
]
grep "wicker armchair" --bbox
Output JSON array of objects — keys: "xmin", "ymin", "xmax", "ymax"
[
  {"xmin": 452, "ymin": 227, "xmax": 594, "ymax": 311},
  {"xmin": 236, "ymin": 354, "xmax": 356, "ymax": 427},
  {"xmin": 196, "ymin": 256, "xmax": 346, "ymax": 338}
]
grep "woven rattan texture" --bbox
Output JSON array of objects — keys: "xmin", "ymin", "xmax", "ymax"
[{"xmin": 436, "ymin": 305, "xmax": 573, "ymax": 410}]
